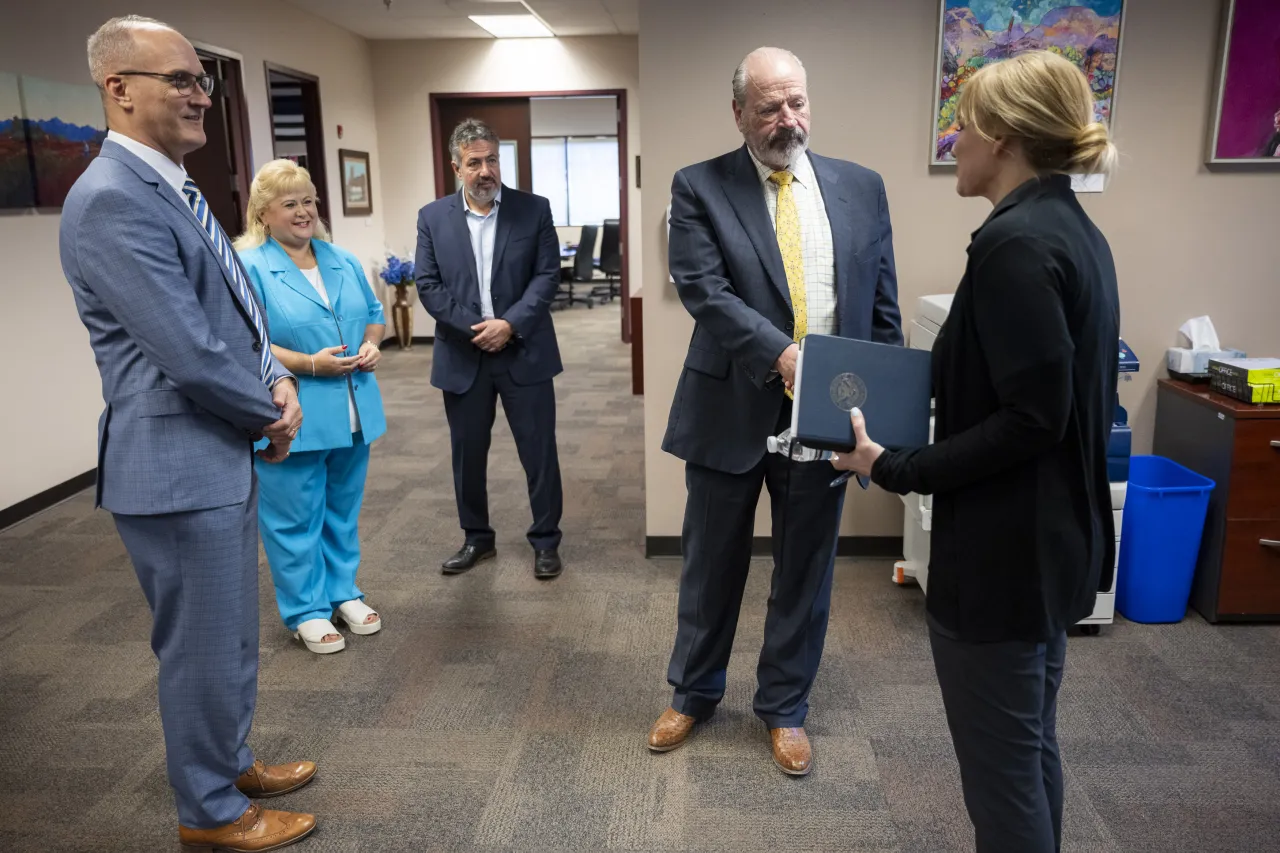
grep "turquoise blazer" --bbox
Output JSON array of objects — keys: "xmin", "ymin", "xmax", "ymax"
[{"xmin": 238, "ymin": 238, "xmax": 387, "ymax": 452}]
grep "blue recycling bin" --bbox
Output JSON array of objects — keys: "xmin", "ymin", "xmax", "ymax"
[{"xmin": 1115, "ymin": 455, "xmax": 1215, "ymax": 623}]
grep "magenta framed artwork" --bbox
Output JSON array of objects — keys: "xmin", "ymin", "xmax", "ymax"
[{"xmin": 1208, "ymin": 0, "xmax": 1280, "ymax": 164}]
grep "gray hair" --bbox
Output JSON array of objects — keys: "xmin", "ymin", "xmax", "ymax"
[
  {"xmin": 449, "ymin": 118, "xmax": 500, "ymax": 165},
  {"xmin": 732, "ymin": 46, "xmax": 805, "ymax": 108},
  {"xmin": 87, "ymin": 15, "xmax": 175, "ymax": 88}
]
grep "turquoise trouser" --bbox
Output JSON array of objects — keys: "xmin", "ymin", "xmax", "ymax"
[{"xmin": 255, "ymin": 432, "xmax": 370, "ymax": 630}]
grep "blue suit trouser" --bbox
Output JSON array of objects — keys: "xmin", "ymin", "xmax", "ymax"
[
  {"xmin": 113, "ymin": 482, "xmax": 259, "ymax": 829},
  {"xmin": 667, "ymin": 445, "xmax": 846, "ymax": 728},
  {"xmin": 255, "ymin": 432, "xmax": 371, "ymax": 631}
]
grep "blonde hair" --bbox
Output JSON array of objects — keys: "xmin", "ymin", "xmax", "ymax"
[
  {"xmin": 233, "ymin": 159, "xmax": 331, "ymax": 251},
  {"xmin": 957, "ymin": 50, "xmax": 1118, "ymax": 176}
]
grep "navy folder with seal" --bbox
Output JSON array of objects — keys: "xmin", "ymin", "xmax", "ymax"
[{"xmin": 790, "ymin": 334, "xmax": 933, "ymax": 453}]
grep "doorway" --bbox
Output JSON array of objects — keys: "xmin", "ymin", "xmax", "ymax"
[
  {"xmin": 184, "ymin": 44, "xmax": 252, "ymax": 237},
  {"xmin": 264, "ymin": 63, "xmax": 329, "ymax": 227},
  {"xmin": 429, "ymin": 90, "xmax": 631, "ymax": 344}
]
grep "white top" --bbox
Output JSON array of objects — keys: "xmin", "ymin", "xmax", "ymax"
[
  {"xmin": 300, "ymin": 266, "xmax": 361, "ymax": 434},
  {"xmin": 462, "ymin": 186, "xmax": 502, "ymax": 320},
  {"xmin": 747, "ymin": 147, "xmax": 837, "ymax": 337}
]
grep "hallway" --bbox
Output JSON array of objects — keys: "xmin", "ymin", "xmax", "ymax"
[{"xmin": 1, "ymin": 303, "xmax": 1278, "ymax": 852}]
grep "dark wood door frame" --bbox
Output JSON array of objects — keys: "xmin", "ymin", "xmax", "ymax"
[
  {"xmin": 190, "ymin": 42, "xmax": 252, "ymax": 235},
  {"xmin": 263, "ymin": 62, "xmax": 330, "ymax": 232},
  {"xmin": 429, "ymin": 89, "xmax": 631, "ymax": 344}
]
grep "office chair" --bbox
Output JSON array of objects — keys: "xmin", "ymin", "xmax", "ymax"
[
  {"xmin": 557, "ymin": 223, "xmax": 598, "ymax": 310},
  {"xmin": 593, "ymin": 218, "xmax": 622, "ymax": 303}
]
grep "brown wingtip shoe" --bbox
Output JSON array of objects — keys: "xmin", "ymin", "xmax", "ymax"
[
  {"xmin": 770, "ymin": 727, "xmax": 812, "ymax": 776},
  {"xmin": 178, "ymin": 804, "xmax": 316, "ymax": 851},
  {"xmin": 235, "ymin": 760, "xmax": 318, "ymax": 798},
  {"xmin": 647, "ymin": 707, "xmax": 700, "ymax": 753}
]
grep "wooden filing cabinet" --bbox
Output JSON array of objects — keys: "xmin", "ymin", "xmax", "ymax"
[{"xmin": 1153, "ymin": 379, "xmax": 1280, "ymax": 622}]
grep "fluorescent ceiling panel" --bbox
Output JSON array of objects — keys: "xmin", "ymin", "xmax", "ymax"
[{"xmin": 468, "ymin": 14, "xmax": 554, "ymax": 37}]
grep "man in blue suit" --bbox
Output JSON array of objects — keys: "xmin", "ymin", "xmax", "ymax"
[
  {"xmin": 646, "ymin": 47, "xmax": 903, "ymax": 775},
  {"xmin": 415, "ymin": 119, "xmax": 565, "ymax": 579},
  {"xmin": 60, "ymin": 16, "xmax": 317, "ymax": 850}
]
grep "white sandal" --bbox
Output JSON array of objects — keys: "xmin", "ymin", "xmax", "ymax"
[
  {"xmin": 336, "ymin": 600, "xmax": 381, "ymax": 636},
  {"xmin": 293, "ymin": 618, "xmax": 346, "ymax": 654}
]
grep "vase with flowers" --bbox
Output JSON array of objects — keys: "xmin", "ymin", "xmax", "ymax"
[{"xmin": 380, "ymin": 254, "xmax": 416, "ymax": 350}]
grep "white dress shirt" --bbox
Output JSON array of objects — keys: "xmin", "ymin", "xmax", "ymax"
[
  {"xmin": 462, "ymin": 186, "xmax": 502, "ymax": 320},
  {"xmin": 748, "ymin": 147, "xmax": 837, "ymax": 337},
  {"xmin": 299, "ymin": 266, "xmax": 361, "ymax": 434},
  {"xmin": 107, "ymin": 130, "xmax": 189, "ymax": 199}
]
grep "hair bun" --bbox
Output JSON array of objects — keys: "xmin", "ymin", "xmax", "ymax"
[{"xmin": 1069, "ymin": 121, "xmax": 1117, "ymax": 175}]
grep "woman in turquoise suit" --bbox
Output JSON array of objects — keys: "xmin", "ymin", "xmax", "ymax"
[{"xmin": 234, "ymin": 159, "xmax": 387, "ymax": 654}]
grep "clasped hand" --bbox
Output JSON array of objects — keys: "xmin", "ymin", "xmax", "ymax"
[
  {"xmin": 258, "ymin": 379, "xmax": 302, "ymax": 464},
  {"xmin": 471, "ymin": 319, "xmax": 513, "ymax": 353}
]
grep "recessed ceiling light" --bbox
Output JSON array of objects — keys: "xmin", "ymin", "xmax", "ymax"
[{"xmin": 469, "ymin": 14, "xmax": 554, "ymax": 38}]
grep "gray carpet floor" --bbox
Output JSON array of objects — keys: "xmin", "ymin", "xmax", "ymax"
[{"xmin": 2, "ymin": 302, "xmax": 1278, "ymax": 852}]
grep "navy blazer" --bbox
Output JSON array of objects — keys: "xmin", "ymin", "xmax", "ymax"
[
  {"xmin": 663, "ymin": 145, "xmax": 903, "ymax": 475},
  {"xmin": 414, "ymin": 186, "xmax": 563, "ymax": 394},
  {"xmin": 60, "ymin": 140, "xmax": 288, "ymax": 515}
]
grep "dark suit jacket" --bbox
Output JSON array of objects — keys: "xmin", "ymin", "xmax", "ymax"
[
  {"xmin": 662, "ymin": 145, "xmax": 903, "ymax": 474},
  {"xmin": 872, "ymin": 175, "xmax": 1120, "ymax": 643},
  {"xmin": 414, "ymin": 186, "xmax": 563, "ymax": 395}
]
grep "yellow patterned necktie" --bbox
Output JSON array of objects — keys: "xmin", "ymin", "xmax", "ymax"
[{"xmin": 770, "ymin": 170, "xmax": 806, "ymax": 398}]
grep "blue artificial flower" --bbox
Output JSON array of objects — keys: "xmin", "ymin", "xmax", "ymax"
[{"xmin": 378, "ymin": 253, "xmax": 417, "ymax": 286}]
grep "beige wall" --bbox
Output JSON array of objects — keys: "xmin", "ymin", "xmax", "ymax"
[
  {"xmin": 639, "ymin": 0, "xmax": 1280, "ymax": 538},
  {"xmin": 1, "ymin": 1, "xmax": 385, "ymax": 511},
  {"xmin": 370, "ymin": 36, "xmax": 642, "ymax": 338}
]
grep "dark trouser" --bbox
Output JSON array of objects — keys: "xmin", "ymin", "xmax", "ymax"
[
  {"xmin": 666, "ymin": 426, "xmax": 846, "ymax": 728},
  {"xmin": 443, "ymin": 353, "xmax": 563, "ymax": 551},
  {"xmin": 113, "ymin": 482, "xmax": 259, "ymax": 829},
  {"xmin": 929, "ymin": 625, "xmax": 1068, "ymax": 853}
]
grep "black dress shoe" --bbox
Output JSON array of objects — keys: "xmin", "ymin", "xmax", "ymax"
[
  {"xmin": 533, "ymin": 548, "xmax": 562, "ymax": 579},
  {"xmin": 442, "ymin": 544, "xmax": 496, "ymax": 575}
]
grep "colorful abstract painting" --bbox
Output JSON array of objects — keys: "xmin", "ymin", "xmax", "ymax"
[
  {"xmin": 1208, "ymin": 0, "xmax": 1280, "ymax": 164},
  {"xmin": 0, "ymin": 72, "xmax": 34, "ymax": 209},
  {"xmin": 20, "ymin": 75, "xmax": 106, "ymax": 207},
  {"xmin": 932, "ymin": 0, "xmax": 1125, "ymax": 165}
]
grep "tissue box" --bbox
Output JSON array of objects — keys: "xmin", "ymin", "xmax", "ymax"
[
  {"xmin": 1208, "ymin": 358, "xmax": 1280, "ymax": 404},
  {"xmin": 1166, "ymin": 347, "xmax": 1245, "ymax": 375}
]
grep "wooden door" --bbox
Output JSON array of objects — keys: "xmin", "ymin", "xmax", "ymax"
[
  {"xmin": 434, "ymin": 97, "xmax": 532, "ymax": 198},
  {"xmin": 185, "ymin": 51, "xmax": 251, "ymax": 237}
]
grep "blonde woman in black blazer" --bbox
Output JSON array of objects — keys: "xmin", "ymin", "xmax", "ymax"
[{"xmin": 833, "ymin": 51, "xmax": 1120, "ymax": 853}]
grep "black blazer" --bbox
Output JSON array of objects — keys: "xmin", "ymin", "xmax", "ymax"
[
  {"xmin": 872, "ymin": 175, "xmax": 1120, "ymax": 643},
  {"xmin": 414, "ymin": 186, "xmax": 563, "ymax": 394},
  {"xmin": 663, "ymin": 145, "xmax": 903, "ymax": 474}
]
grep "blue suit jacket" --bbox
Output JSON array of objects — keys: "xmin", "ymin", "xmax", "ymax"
[
  {"xmin": 414, "ymin": 186, "xmax": 563, "ymax": 394},
  {"xmin": 59, "ymin": 140, "xmax": 290, "ymax": 515},
  {"xmin": 239, "ymin": 238, "xmax": 387, "ymax": 452},
  {"xmin": 663, "ymin": 146, "xmax": 904, "ymax": 474}
]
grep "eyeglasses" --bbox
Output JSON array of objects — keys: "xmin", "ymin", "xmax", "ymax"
[{"xmin": 114, "ymin": 70, "xmax": 216, "ymax": 97}]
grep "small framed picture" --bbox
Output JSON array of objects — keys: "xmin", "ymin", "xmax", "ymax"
[{"xmin": 338, "ymin": 149, "xmax": 372, "ymax": 216}]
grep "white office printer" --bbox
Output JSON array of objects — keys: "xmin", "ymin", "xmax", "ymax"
[{"xmin": 893, "ymin": 294, "xmax": 1120, "ymax": 635}]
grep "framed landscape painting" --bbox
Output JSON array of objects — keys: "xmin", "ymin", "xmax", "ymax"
[
  {"xmin": 1207, "ymin": 0, "xmax": 1280, "ymax": 164},
  {"xmin": 20, "ymin": 74, "xmax": 106, "ymax": 207},
  {"xmin": 339, "ymin": 148, "xmax": 372, "ymax": 216},
  {"xmin": 932, "ymin": 0, "xmax": 1126, "ymax": 165},
  {"xmin": 0, "ymin": 72, "xmax": 35, "ymax": 209}
]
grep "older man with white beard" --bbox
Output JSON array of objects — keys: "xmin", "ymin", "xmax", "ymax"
[{"xmin": 646, "ymin": 46, "xmax": 903, "ymax": 776}]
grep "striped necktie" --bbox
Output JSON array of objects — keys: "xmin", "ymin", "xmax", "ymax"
[{"xmin": 181, "ymin": 178, "xmax": 273, "ymax": 386}]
